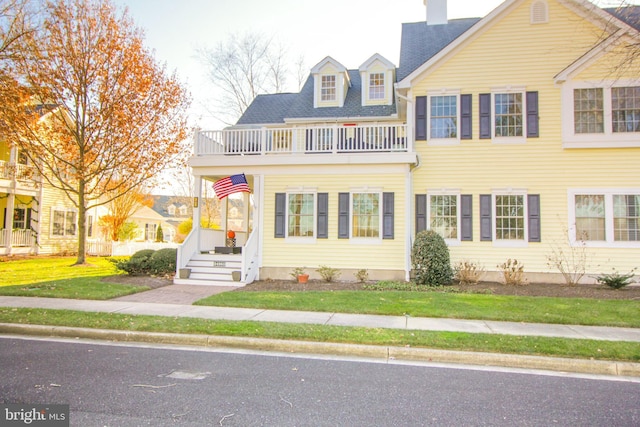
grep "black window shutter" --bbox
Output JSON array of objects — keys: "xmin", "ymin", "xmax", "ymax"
[
  {"xmin": 461, "ymin": 195, "xmax": 473, "ymax": 241},
  {"xmin": 479, "ymin": 93, "xmax": 491, "ymax": 139},
  {"xmin": 274, "ymin": 193, "xmax": 286, "ymax": 238},
  {"xmin": 460, "ymin": 94, "xmax": 472, "ymax": 140},
  {"xmin": 317, "ymin": 193, "xmax": 328, "ymax": 239},
  {"xmin": 338, "ymin": 192, "xmax": 350, "ymax": 239},
  {"xmin": 528, "ymin": 194, "xmax": 541, "ymax": 242},
  {"xmin": 415, "ymin": 194, "xmax": 427, "ymax": 233},
  {"xmin": 526, "ymin": 91, "xmax": 539, "ymax": 138},
  {"xmin": 383, "ymin": 192, "xmax": 394, "ymax": 239},
  {"xmin": 480, "ymin": 194, "xmax": 492, "ymax": 241},
  {"xmin": 415, "ymin": 96, "xmax": 427, "ymax": 141}
]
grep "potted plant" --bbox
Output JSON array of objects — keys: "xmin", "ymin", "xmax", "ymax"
[{"xmin": 290, "ymin": 267, "xmax": 309, "ymax": 284}]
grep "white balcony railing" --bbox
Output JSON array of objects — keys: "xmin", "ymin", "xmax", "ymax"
[
  {"xmin": 0, "ymin": 161, "xmax": 39, "ymax": 181},
  {"xmin": 195, "ymin": 124, "xmax": 408, "ymax": 156}
]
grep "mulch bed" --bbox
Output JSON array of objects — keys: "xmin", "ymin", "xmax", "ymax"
[{"xmin": 104, "ymin": 275, "xmax": 640, "ymax": 300}]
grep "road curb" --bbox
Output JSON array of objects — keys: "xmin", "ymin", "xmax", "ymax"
[{"xmin": 1, "ymin": 323, "xmax": 639, "ymax": 377}]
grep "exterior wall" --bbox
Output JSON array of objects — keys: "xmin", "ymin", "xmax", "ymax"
[
  {"xmin": 409, "ymin": 0, "xmax": 640, "ymax": 279},
  {"xmin": 259, "ymin": 165, "xmax": 408, "ymax": 280},
  {"xmin": 38, "ymin": 184, "xmax": 78, "ymax": 254}
]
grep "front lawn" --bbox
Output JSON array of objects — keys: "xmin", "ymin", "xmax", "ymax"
[
  {"xmin": 0, "ymin": 256, "xmax": 147, "ymax": 299},
  {"xmin": 196, "ymin": 290, "xmax": 640, "ymax": 328}
]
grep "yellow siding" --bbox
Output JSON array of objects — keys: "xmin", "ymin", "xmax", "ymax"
[
  {"xmin": 38, "ymin": 184, "xmax": 78, "ymax": 254},
  {"xmin": 262, "ymin": 171, "xmax": 406, "ymax": 273},
  {"xmin": 411, "ymin": 0, "xmax": 640, "ymax": 275}
]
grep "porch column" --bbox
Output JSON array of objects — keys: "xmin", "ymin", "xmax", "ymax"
[
  {"xmin": 5, "ymin": 192, "xmax": 14, "ymax": 254},
  {"xmin": 193, "ymin": 175, "xmax": 202, "ymax": 252},
  {"xmin": 6, "ymin": 147, "xmax": 16, "ymax": 254}
]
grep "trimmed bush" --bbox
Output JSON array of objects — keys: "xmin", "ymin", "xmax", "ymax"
[
  {"xmin": 114, "ymin": 249, "xmax": 155, "ymax": 276},
  {"xmin": 149, "ymin": 248, "xmax": 177, "ymax": 275},
  {"xmin": 411, "ymin": 230, "xmax": 453, "ymax": 286}
]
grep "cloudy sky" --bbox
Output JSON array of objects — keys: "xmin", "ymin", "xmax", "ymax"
[{"xmin": 112, "ymin": 0, "xmax": 635, "ymax": 129}]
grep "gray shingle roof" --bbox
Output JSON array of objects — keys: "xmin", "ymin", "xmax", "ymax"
[
  {"xmin": 397, "ymin": 18, "xmax": 481, "ymax": 82},
  {"xmin": 236, "ymin": 93, "xmax": 299, "ymax": 125},
  {"xmin": 236, "ymin": 70, "xmax": 398, "ymax": 125},
  {"xmin": 605, "ymin": 6, "xmax": 640, "ymax": 31}
]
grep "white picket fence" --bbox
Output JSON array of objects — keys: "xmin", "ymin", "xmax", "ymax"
[{"xmin": 87, "ymin": 240, "xmax": 180, "ymax": 257}]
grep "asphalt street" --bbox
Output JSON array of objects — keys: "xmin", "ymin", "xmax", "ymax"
[{"xmin": 2, "ymin": 336, "xmax": 639, "ymax": 426}]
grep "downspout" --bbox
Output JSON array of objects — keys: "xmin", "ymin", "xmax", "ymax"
[{"xmin": 395, "ymin": 84, "xmax": 416, "ymax": 282}]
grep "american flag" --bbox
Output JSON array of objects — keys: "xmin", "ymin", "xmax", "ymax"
[{"xmin": 213, "ymin": 174, "xmax": 250, "ymax": 199}]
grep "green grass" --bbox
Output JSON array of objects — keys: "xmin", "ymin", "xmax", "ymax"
[
  {"xmin": 0, "ymin": 256, "xmax": 148, "ymax": 299},
  {"xmin": 0, "ymin": 307, "xmax": 638, "ymax": 362},
  {"xmin": 196, "ymin": 290, "xmax": 640, "ymax": 328}
]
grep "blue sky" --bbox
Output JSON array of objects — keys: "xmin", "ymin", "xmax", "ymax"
[{"xmin": 113, "ymin": 0, "xmax": 634, "ymax": 129}]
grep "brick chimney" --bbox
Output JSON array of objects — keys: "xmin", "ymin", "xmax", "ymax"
[{"xmin": 424, "ymin": 0, "xmax": 448, "ymax": 25}]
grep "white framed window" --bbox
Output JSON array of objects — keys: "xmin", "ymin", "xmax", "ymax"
[
  {"xmin": 493, "ymin": 192, "xmax": 528, "ymax": 246},
  {"xmin": 429, "ymin": 95, "xmax": 458, "ymax": 140},
  {"xmin": 369, "ymin": 73, "xmax": 385, "ymax": 100},
  {"xmin": 167, "ymin": 205, "xmax": 176, "ymax": 216},
  {"xmin": 287, "ymin": 192, "xmax": 316, "ymax": 239},
  {"xmin": 612, "ymin": 86, "xmax": 640, "ymax": 133},
  {"xmin": 13, "ymin": 208, "xmax": 27, "ymax": 229},
  {"xmin": 321, "ymin": 75, "xmax": 336, "ymax": 101},
  {"xmin": 179, "ymin": 205, "xmax": 188, "ymax": 216},
  {"xmin": 427, "ymin": 193, "xmax": 460, "ymax": 243},
  {"xmin": 563, "ymin": 81, "xmax": 640, "ymax": 148},
  {"xmin": 352, "ymin": 192, "xmax": 381, "ymax": 240},
  {"xmin": 145, "ymin": 223, "xmax": 157, "ymax": 241},
  {"xmin": 494, "ymin": 92, "xmax": 524, "ymax": 138},
  {"xmin": 569, "ymin": 189, "xmax": 640, "ymax": 247},
  {"xmin": 51, "ymin": 208, "xmax": 77, "ymax": 237}
]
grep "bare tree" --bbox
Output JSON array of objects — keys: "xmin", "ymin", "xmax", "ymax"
[
  {"xmin": 197, "ymin": 32, "xmax": 302, "ymax": 125},
  {"xmin": 1, "ymin": 0, "xmax": 191, "ymax": 265}
]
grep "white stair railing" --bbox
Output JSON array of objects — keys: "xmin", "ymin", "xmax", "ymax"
[
  {"xmin": 241, "ymin": 227, "xmax": 259, "ymax": 284},
  {"xmin": 176, "ymin": 229, "xmax": 197, "ymax": 276}
]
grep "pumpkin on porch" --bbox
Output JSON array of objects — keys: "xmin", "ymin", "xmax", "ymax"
[{"xmin": 227, "ymin": 230, "xmax": 236, "ymax": 239}]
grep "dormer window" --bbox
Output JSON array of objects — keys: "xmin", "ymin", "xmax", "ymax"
[
  {"xmin": 321, "ymin": 75, "xmax": 336, "ymax": 101},
  {"xmin": 359, "ymin": 54, "xmax": 396, "ymax": 107},
  {"xmin": 369, "ymin": 73, "xmax": 385, "ymax": 100},
  {"xmin": 311, "ymin": 56, "xmax": 350, "ymax": 108}
]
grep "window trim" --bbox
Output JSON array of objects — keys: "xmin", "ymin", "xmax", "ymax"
[
  {"xmin": 568, "ymin": 188, "xmax": 640, "ymax": 248},
  {"xmin": 50, "ymin": 207, "xmax": 77, "ymax": 238},
  {"xmin": 491, "ymin": 88, "xmax": 527, "ymax": 144},
  {"xmin": 426, "ymin": 191, "xmax": 461, "ymax": 245},
  {"xmin": 492, "ymin": 190, "xmax": 529, "ymax": 247},
  {"xmin": 320, "ymin": 75, "xmax": 337, "ymax": 102},
  {"xmin": 427, "ymin": 91, "xmax": 461, "ymax": 145},
  {"xmin": 562, "ymin": 80, "xmax": 640, "ymax": 148},
  {"xmin": 285, "ymin": 191, "xmax": 317, "ymax": 243},
  {"xmin": 350, "ymin": 190, "xmax": 383, "ymax": 244},
  {"xmin": 368, "ymin": 72, "xmax": 385, "ymax": 101}
]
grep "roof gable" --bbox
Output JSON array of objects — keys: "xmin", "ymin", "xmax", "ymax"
[{"xmin": 397, "ymin": 0, "xmax": 640, "ymax": 89}]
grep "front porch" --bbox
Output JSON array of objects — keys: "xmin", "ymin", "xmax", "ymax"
[{"xmin": 175, "ymin": 178, "xmax": 258, "ymax": 286}]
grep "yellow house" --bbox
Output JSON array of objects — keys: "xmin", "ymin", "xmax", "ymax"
[{"xmin": 181, "ymin": 0, "xmax": 640, "ymax": 285}]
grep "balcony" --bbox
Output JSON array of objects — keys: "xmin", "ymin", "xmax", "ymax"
[
  {"xmin": 194, "ymin": 124, "xmax": 409, "ymax": 156},
  {"xmin": 0, "ymin": 161, "xmax": 39, "ymax": 182}
]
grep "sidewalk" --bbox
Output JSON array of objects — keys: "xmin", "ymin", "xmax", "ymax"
[{"xmin": 1, "ymin": 285, "xmax": 639, "ymax": 378}]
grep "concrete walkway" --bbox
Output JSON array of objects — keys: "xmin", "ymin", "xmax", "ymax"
[
  {"xmin": 1, "ymin": 285, "xmax": 639, "ymax": 378},
  {"xmin": 1, "ymin": 284, "xmax": 639, "ymax": 342}
]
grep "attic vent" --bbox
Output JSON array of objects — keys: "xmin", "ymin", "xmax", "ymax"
[{"xmin": 531, "ymin": 0, "xmax": 548, "ymax": 24}]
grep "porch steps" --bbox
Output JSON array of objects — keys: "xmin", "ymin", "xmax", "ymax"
[{"xmin": 174, "ymin": 253, "xmax": 245, "ymax": 287}]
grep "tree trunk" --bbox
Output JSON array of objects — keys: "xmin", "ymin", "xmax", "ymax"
[{"xmin": 75, "ymin": 181, "xmax": 86, "ymax": 265}]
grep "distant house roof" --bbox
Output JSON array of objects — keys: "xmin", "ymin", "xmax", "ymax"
[{"xmin": 397, "ymin": 18, "xmax": 481, "ymax": 82}]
